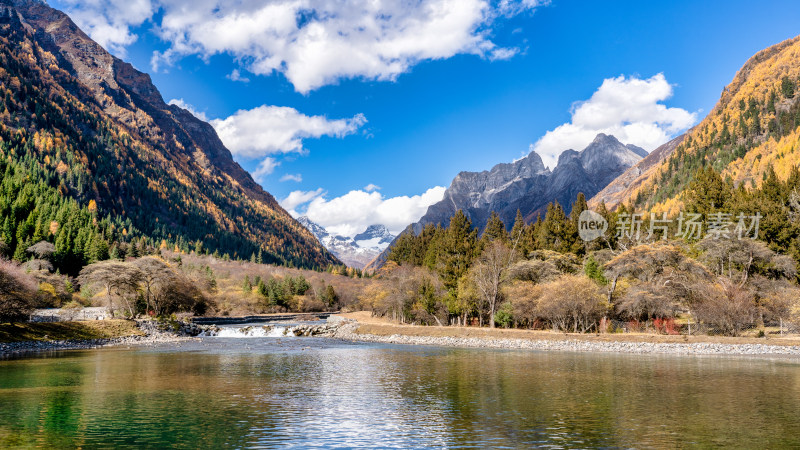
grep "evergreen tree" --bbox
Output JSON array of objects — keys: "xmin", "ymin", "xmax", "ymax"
[
  {"xmin": 480, "ymin": 211, "xmax": 509, "ymax": 247},
  {"xmin": 509, "ymin": 209, "xmax": 530, "ymax": 255},
  {"xmin": 437, "ymin": 210, "xmax": 478, "ymax": 294},
  {"xmin": 242, "ymin": 275, "xmax": 252, "ymax": 293},
  {"xmin": 536, "ymin": 201, "xmax": 568, "ymax": 252}
]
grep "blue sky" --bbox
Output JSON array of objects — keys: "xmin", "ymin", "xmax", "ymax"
[{"xmin": 51, "ymin": 0, "xmax": 800, "ymax": 236}]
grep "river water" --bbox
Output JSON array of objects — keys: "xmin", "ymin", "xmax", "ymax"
[{"xmin": 1, "ymin": 323, "xmax": 800, "ymax": 448}]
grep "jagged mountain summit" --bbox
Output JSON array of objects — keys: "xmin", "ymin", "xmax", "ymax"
[
  {"xmin": 365, "ymin": 133, "xmax": 646, "ymax": 271},
  {"xmin": 297, "ymin": 217, "xmax": 395, "ymax": 269},
  {"xmin": 589, "ymin": 134, "xmax": 686, "ymax": 210},
  {"xmin": 413, "ymin": 133, "xmax": 644, "ymax": 232},
  {"xmin": 353, "ymin": 224, "xmax": 394, "ymax": 248},
  {"xmin": 0, "ymin": 0, "xmax": 337, "ymax": 269}
]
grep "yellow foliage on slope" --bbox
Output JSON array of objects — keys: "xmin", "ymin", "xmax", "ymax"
[
  {"xmin": 724, "ymin": 128, "xmax": 800, "ymax": 187},
  {"xmin": 620, "ymin": 35, "xmax": 800, "ymax": 212}
]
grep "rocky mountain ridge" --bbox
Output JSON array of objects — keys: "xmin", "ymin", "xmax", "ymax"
[
  {"xmin": 366, "ymin": 133, "xmax": 646, "ymax": 271},
  {"xmin": 413, "ymin": 133, "xmax": 644, "ymax": 232}
]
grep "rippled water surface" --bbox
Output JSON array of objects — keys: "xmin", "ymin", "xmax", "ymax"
[{"xmin": 2, "ymin": 331, "xmax": 800, "ymax": 448}]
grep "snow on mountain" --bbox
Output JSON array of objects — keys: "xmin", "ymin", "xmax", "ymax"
[{"xmin": 297, "ymin": 217, "xmax": 395, "ymax": 268}]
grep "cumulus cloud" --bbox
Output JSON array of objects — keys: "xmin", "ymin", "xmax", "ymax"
[
  {"xmin": 169, "ymin": 99, "xmax": 364, "ymax": 177},
  {"xmin": 58, "ymin": 0, "xmax": 538, "ymax": 93},
  {"xmin": 281, "ymin": 186, "xmax": 447, "ymax": 237},
  {"xmin": 531, "ymin": 73, "xmax": 697, "ymax": 169},
  {"xmin": 167, "ymin": 100, "xmax": 367, "ymax": 180},
  {"xmin": 280, "ymin": 173, "xmax": 303, "ymax": 182},
  {"xmin": 281, "ymin": 188, "xmax": 325, "ymax": 212},
  {"xmin": 209, "ymin": 106, "xmax": 366, "ymax": 158},
  {"xmin": 54, "ymin": 0, "xmax": 156, "ymax": 56}
]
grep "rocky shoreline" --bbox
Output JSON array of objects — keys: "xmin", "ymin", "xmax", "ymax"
[
  {"xmin": 0, "ymin": 320, "xmax": 191, "ymax": 358},
  {"xmin": 330, "ymin": 321, "xmax": 800, "ymax": 357},
  {"xmin": 5, "ymin": 316, "xmax": 800, "ymax": 358}
]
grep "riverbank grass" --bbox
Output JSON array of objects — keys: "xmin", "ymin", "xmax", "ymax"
[{"xmin": 0, "ymin": 320, "xmax": 144, "ymax": 343}]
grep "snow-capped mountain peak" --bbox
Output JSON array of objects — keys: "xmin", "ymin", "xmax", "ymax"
[
  {"xmin": 354, "ymin": 224, "xmax": 394, "ymax": 248},
  {"xmin": 296, "ymin": 217, "xmax": 395, "ymax": 269}
]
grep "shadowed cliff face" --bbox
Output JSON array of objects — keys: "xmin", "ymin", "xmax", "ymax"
[
  {"xmin": 365, "ymin": 133, "xmax": 643, "ymax": 271},
  {"xmin": 415, "ymin": 133, "xmax": 643, "ymax": 231},
  {"xmin": 589, "ymin": 134, "xmax": 686, "ymax": 210},
  {"xmin": 0, "ymin": 0, "xmax": 338, "ymax": 267}
]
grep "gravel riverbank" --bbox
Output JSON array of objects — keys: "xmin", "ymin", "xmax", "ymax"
[
  {"xmin": 331, "ymin": 321, "xmax": 800, "ymax": 357},
  {"xmin": 6, "ymin": 316, "xmax": 800, "ymax": 358},
  {"xmin": 0, "ymin": 320, "xmax": 191, "ymax": 358}
]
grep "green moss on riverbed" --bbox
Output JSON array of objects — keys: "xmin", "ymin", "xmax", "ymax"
[{"xmin": 0, "ymin": 320, "xmax": 144, "ymax": 343}]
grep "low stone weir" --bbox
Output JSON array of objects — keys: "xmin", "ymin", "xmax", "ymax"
[{"xmin": 191, "ymin": 313, "xmax": 337, "ymax": 326}]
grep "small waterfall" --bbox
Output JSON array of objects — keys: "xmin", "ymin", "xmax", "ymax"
[{"xmin": 202, "ymin": 324, "xmax": 293, "ymax": 338}]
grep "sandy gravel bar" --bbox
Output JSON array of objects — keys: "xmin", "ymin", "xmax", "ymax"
[{"xmin": 332, "ymin": 322, "xmax": 800, "ymax": 357}]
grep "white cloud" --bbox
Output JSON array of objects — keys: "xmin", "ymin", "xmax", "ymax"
[
  {"xmin": 169, "ymin": 99, "xmax": 365, "ymax": 181},
  {"xmin": 209, "ymin": 106, "xmax": 366, "ymax": 158},
  {"xmin": 252, "ymin": 157, "xmax": 279, "ymax": 181},
  {"xmin": 281, "ymin": 188, "xmax": 325, "ymax": 212},
  {"xmin": 531, "ymin": 73, "xmax": 697, "ymax": 169},
  {"xmin": 227, "ymin": 69, "xmax": 250, "ymax": 83},
  {"xmin": 363, "ymin": 184, "xmax": 381, "ymax": 192},
  {"xmin": 167, "ymin": 98, "xmax": 208, "ymax": 121},
  {"xmin": 57, "ymin": 1, "xmax": 543, "ymax": 91},
  {"xmin": 280, "ymin": 173, "xmax": 303, "ymax": 182},
  {"xmin": 54, "ymin": 0, "xmax": 156, "ymax": 56},
  {"xmin": 144, "ymin": 0, "xmax": 541, "ymax": 93},
  {"xmin": 281, "ymin": 186, "xmax": 447, "ymax": 237}
]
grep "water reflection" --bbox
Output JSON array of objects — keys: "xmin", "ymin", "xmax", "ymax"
[{"xmin": 1, "ymin": 338, "xmax": 799, "ymax": 448}]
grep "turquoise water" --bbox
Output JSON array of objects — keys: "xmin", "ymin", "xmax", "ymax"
[{"xmin": 1, "ymin": 334, "xmax": 800, "ymax": 448}]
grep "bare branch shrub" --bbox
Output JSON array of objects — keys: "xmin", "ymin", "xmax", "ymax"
[
  {"xmin": 0, "ymin": 258, "xmax": 37, "ymax": 322},
  {"xmin": 692, "ymin": 277, "xmax": 757, "ymax": 336},
  {"xmin": 536, "ymin": 274, "xmax": 608, "ymax": 333}
]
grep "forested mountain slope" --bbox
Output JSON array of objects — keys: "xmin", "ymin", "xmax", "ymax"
[
  {"xmin": 0, "ymin": 0, "xmax": 338, "ymax": 273},
  {"xmin": 612, "ymin": 35, "xmax": 800, "ymax": 214}
]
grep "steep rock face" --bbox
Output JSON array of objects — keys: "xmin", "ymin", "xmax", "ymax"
[
  {"xmin": 412, "ymin": 150, "xmax": 551, "ymax": 233},
  {"xmin": 589, "ymin": 134, "xmax": 686, "ymax": 210},
  {"xmin": 416, "ymin": 133, "xmax": 642, "ymax": 231},
  {"xmin": 366, "ymin": 133, "xmax": 644, "ymax": 271},
  {"xmin": 0, "ymin": 0, "xmax": 337, "ymax": 268},
  {"xmin": 626, "ymin": 144, "xmax": 649, "ymax": 158}
]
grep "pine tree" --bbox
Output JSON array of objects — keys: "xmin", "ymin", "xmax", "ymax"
[
  {"xmin": 584, "ymin": 255, "xmax": 607, "ymax": 285},
  {"xmin": 242, "ymin": 275, "xmax": 252, "ymax": 293},
  {"xmin": 437, "ymin": 210, "xmax": 478, "ymax": 294},
  {"xmin": 509, "ymin": 209, "xmax": 529, "ymax": 255},
  {"xmin": 570, "ymin": 193, "xmax": 588, "ymax": 223},
  {"xmin": 537, "ymin": 201, "xmax": 567, "ymax": 252},
  {"xmin": 480, "ymin": 211, "xmax": 509, "ymax": 247}
]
